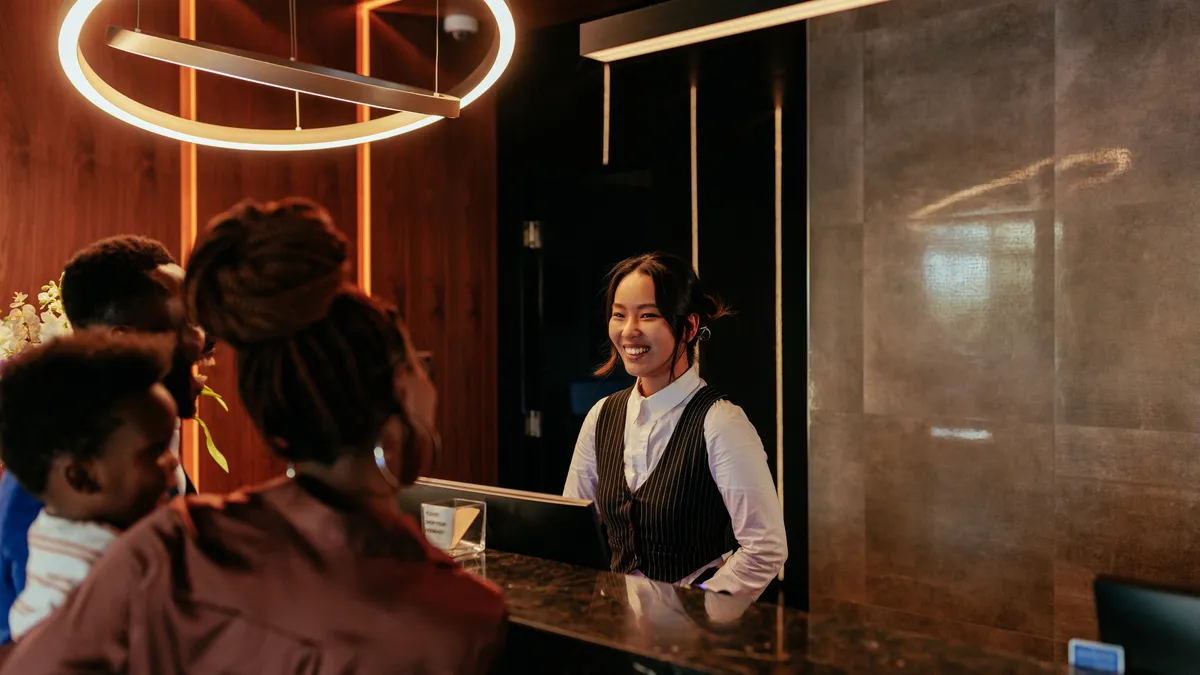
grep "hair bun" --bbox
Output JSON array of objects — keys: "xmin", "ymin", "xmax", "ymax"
[
  {"xmin": 186, "ymin": 198, "xmax": 349, "ymax": 346},
  {"xmin": 701, "ymin": 293, "xmax": 732, "ymax": 323}
]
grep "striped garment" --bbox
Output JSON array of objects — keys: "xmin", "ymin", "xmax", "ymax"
[{"xmin": 9, "ymin": 511, "xmax": 117, "ymax": 641}]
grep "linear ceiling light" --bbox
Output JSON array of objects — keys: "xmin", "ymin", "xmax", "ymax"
[
  {"xmin": 107, "ymin": 27, "xmax": 462, "ymax": 118},
  {"xmin": 58, "ymin": 0, "xmax": 516, "ymax": 152},
  {"xmin": 581, "ymin": 0, "xmax": 891, "ymax": 62}
]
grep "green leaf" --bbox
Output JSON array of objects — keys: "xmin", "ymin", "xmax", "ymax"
[
  {"xmin": 194, "ymin": 416, "xmax": 229, "ymax": 473},
  {"xmin": 201, "ymin": 385, "xmax": 229, "ymax": 412}
]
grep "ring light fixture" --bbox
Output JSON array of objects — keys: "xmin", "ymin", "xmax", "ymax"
[
  {"xmin": 106, "ymin": 26, "xmax": 463, "ymax": 117},
  {"xmin": 57, "ymin": 0, "xmax": 516, "ymax": 151}
]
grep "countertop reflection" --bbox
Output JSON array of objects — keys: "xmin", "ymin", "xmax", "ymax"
[{"xmin": 464, "ymin": 551, "xmax": 1056, "ymax": 674}]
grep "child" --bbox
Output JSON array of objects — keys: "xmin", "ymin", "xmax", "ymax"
[{"xmin": 0, "ymin": 330, "xmax": 179, "ymax": 640}]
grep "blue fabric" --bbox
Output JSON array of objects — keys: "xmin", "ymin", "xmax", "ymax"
[
  {"xmin": 0, "ymin": 466, "xmax": 195, "ymax": 644},
  {"xmin": 0, "ymin": 472, "xmax": 43, "ymax": 645}
]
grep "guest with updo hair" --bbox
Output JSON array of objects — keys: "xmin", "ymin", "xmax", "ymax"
[{"xmin": 1, "ymin": 198, "xmax": 507, "ymax": 675}]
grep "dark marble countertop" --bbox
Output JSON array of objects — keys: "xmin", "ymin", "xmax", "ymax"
[{"xmin": 464, "ymin": 551, "xmax": 1057, "ymax": 674}]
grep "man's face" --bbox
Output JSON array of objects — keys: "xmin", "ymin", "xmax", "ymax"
[{"xmin": 125, "ymin": 264, "xmax": 206, "ymax": 419}]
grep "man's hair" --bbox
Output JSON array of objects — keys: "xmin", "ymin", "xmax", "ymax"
[
  {"xmin": 0, "ymin": 331, "xmax": 170, "ymax": 495},
  {"xmin": 61, "ymin": 236, "xmax": 176, "ymax": 329}
]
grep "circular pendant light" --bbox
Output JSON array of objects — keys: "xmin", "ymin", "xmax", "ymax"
[
  {"xmin": 57, "ymin": 0, "xmax": 515, "ymax": 152},
  {"xmin": 106, "ymin": 26, "xmax": 463, "ymax": 118}
]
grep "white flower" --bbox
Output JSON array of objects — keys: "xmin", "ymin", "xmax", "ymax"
[
  {"xmin": 0, "ymin": 324, "xmax": 18, "ymax": 359},
  {"xmin": 0, "ymin": 279, "xmax": 73, "ymax": 357},
  {"xmin": 20, "ymin": 306, "xmax": 40, "ymax": 343},
  {"xmin": 38, "ymin": 312, "xmax": 71, "ymax": 343}
]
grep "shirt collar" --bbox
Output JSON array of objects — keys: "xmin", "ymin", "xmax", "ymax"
[{"xmin": 630, "ymin": 366, "xmax": 703, "ymax": 422}]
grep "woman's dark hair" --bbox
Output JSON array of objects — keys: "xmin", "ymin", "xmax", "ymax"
[
  {"xmin": 595, "ymin": 252, "xmax": 730, "ymax": 378},
  {"xmin": 184, "ymin": 197, "xmax": 414, "ymax": 466}
]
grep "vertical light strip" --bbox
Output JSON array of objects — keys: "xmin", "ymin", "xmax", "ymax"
[
  {"xmin": 602, "ymin": 63, "xmax": 611, "ymax": 166},
  {"xmin": 689, "ymin": 74, "xmax": 700, "ymax": 373},
  {"xmin": 180, "ymin": 0, "xmax": 200, "ymax": 489},
  {"xmin": 773, "ymin": 101, "xmax": 784, "ymax": 581},
  {"xmin": 689, "ymin": 77, "xmax": 699, "ymax": 273},
  {"xmin": 355, "ymin": 2, "xmax": 377, "ymax": 294}
]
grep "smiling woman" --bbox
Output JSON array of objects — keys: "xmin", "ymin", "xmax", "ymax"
[
  {"xmin": 564, "ymin": 252, "xmax": 787, "ymax": 600},
  {"xmin": 594, "ymin": 253, "xmax": 728, "ymax": 396}
]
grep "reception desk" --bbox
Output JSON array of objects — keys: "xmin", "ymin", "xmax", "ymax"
[{"xmin": 468, "ymin": 551, "xmax": 1056, "ymax": 674}]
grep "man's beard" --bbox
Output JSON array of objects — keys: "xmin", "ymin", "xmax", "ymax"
[{"xmin": 162, "ymin": 353, "xmax": 198, "ymax": 419}]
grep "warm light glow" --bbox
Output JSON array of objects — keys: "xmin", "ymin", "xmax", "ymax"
[
  {"xmin": 602, "ymin": 63, "xmax": 611, "ymax": 166},
  {"xmin": 689, "ymin": 77, "xmax": 699, "ymax": 274},
  {"xmin": 58, "ymin": 0, "xmax": 516, "ymax": 151},
  {"xmin": 773, "ymin": 102, "xmax": 784, "ymax": 582},
  {"xmin": 356, "ymin": 1, "xmax": 376, "ymax": 293},
  {"xmin": 689, "ymin": 75, "xmax": 700, "ymax": 374},
  {"xmin": 107, "ymin": 27, "xmax": 462, "ymax": 117},
  {"xmin": 584, "ymin": 0, "xmax": 892, "ymax": 62},
  {"xmin": 359, "ymin": 0, "xmax": 402, "ymax": 11},
  {"xmin": 179, "ymin": 0, "xmax": 200, "ymax": 490}
]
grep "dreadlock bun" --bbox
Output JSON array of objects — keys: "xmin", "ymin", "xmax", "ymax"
[
  {"xmin": 184, "ymin": 197, "xmax": 414, "ymax": 465},
  {"xmin": 185, "ymin": 198, "xmax": 348, "ymax": 348}
]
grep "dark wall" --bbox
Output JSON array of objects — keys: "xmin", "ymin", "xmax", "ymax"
[
  {"xmin": 497, "ymin": 18, "xmax": 808, "ymax": 606},
  {"xmin": 808, "ymin": 0, "xmax": 1200, "ymax": 663}
]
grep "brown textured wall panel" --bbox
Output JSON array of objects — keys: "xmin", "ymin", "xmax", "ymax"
[
  {"xmin": 5, "ymin": 0, "xmax": 517, "ymax": 493},
  {"xmin": 0, "ymin": 0, "xmax": 180, "ymax": 302},
  {"xmin": 191, "ymin": 0, "xmax": 359, "ymax": 493},
  {"xmin": 189, "ymin": 0, "xmax": 500, "ymax": 490},
  {"xmin": 368, "ymin": 98, "xmax": 498, "ymax": 486}
]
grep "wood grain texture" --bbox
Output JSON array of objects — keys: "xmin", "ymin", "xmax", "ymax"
[
  {"xmin": 192, "ymin": 0, "xmax": 500, "ymax": 490},
  {"xmin": 365, "ymin": 0, "xmax": 499, "ymax": 486},
  {"xmin": 0, "ymin": 0, "xmax": 181, "ymax": 302},
  {"xmin": 369, "ymin": 97, "xmax": 499, "ymax": 486},
  {"xmin": 4, "ymin": 0, "xmax": 507, "ymax": 492},
  {"xmin": 191, "ymin": 0, "xmax": 359, "ymax": 493}
]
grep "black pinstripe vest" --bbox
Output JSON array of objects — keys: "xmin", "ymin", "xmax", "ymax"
[{"xmin": 594, "ymin": 385, "xmax": 735, "ymax": 583}]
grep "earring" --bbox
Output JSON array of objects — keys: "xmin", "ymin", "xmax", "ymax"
[
  {"xmin": 374, "ymin": 443, "xmax": 401, "ymax": 490},
  {"xmin": 698, "ymin": 326, "xmax": 712, "ymax": 342},
  {"xmin": 286, "ymin": 463, "xmax": 295, "ymax": 479}
]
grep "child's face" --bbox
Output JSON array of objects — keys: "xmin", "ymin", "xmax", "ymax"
[{"xmin": 54, "ymin": 383, "xmax": 180, "ymax": 530}]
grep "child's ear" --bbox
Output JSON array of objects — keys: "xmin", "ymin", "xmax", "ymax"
[{"xmin": 60, "ymin": 458, "xmax": 101, "ymax": 494}]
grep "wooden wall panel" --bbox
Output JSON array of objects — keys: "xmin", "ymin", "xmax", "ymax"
[
  {"xmin": 369, "ymin": 100, "xmax": 499, "ymax": 486},
  {"xmin": 1, "ymin": 0, "xmax": 180, "ymax": 303},
  {"xmin": 365, "ymin": 4, "xmax": 499, "ymax": 486},
  {"xmin": 191, "ymin": 0, "xmax": 359, "ymax": 493},
  {"xmin": 4, "ymin": 0, "xmax": 504, "ymax": 493}
]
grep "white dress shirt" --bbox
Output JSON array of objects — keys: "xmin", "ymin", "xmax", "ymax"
[
  {"xmin": 170, "ymin": 419, "xmax": 187, "ymax": 496},
  {"xmin": 10, "ymin": 512, "xmax": 118, "ymax": 640},
  {"xmin": 564, "ymin": 367, "xmax": 787, "ymax": 598}
]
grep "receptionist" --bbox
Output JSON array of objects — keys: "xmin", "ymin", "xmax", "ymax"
[{"xmin": 564, "ymin": 252, "xmax": 787, "ymax": 598}]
